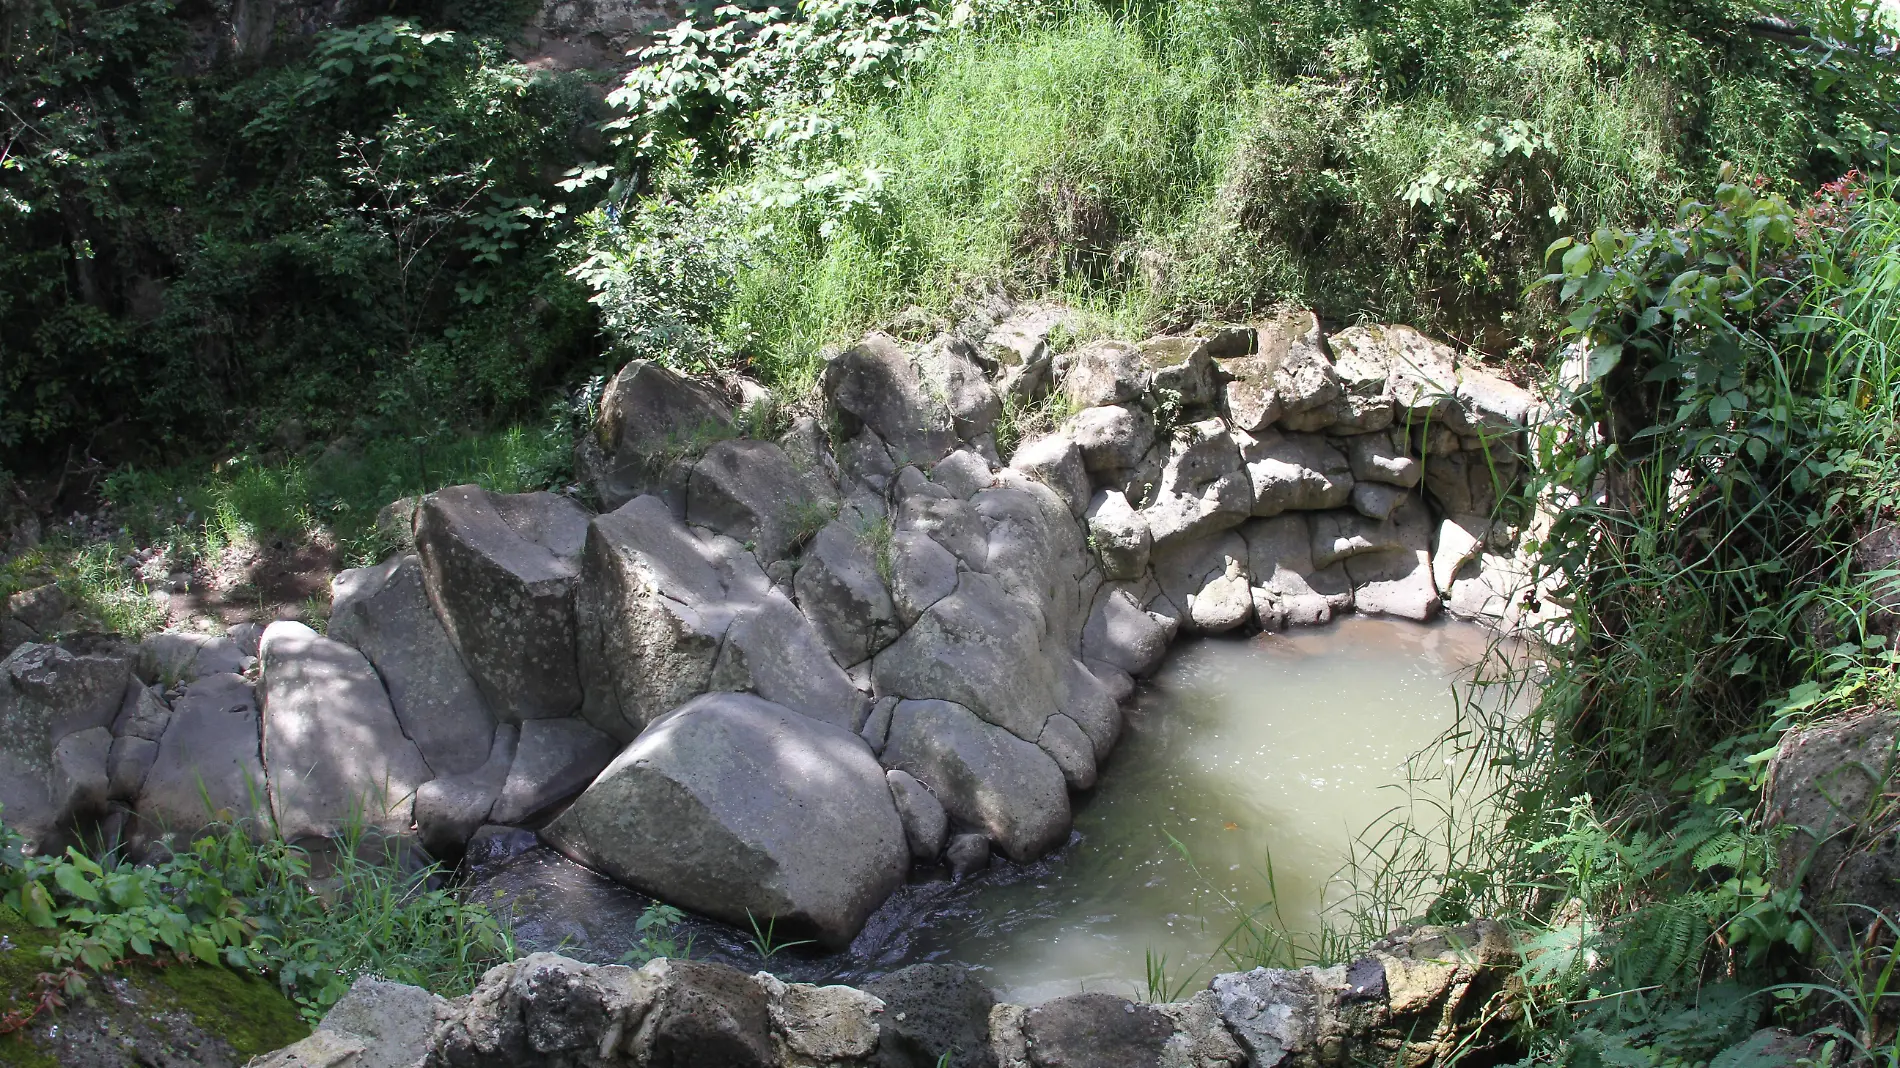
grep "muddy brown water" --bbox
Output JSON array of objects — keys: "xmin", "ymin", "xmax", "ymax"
[{"xmin": 469, "ymin": 617, "xmax": 1519, "ymax": 1001}]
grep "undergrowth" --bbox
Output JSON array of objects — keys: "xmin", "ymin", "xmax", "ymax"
[{"xmin": 0, "ymin": 812, "xmax": 514, "ymax": 1026}]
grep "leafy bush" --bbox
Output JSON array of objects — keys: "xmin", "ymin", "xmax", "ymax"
[{"xmin": 0, "ymin": 812, "xmax": 513, "ymax": 1024}]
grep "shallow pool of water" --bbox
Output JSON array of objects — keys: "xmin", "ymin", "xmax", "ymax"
[{"xmin": 473, "ymin": 616, "xmax": 1516, "ymax": 1001}]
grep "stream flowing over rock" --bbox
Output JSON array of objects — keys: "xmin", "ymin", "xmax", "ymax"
[{"xmin": 0, "ymin": 303, "xmax": 1555, "ymax": 953}]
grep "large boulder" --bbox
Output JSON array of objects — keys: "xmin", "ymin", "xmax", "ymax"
[
  {"xmin": 895, "ymin": 477, "xmax": 989, "ymax": 570},
  {"xmin": 1153, "ymin": 531, "xmax": 1254, "ymax": 635},
  {"xmin": 1008, "ymin": 434, "xmax": 1090, "ymax": 518},
  {"xmin": 886, "ymin": 768, "xmax": 949, "ymax": 863},
  {"xmin": 872, "ymin": 573, "xmax": 1060, "ymax": 743},
  {"xmin": 862, "ymin": 964, "xmax": 997, "ymax": 1068},
  {"xmin": 542, "ymin": 691, "xmax": 907, "ymax": 949},
  {"xmin": 824, "ymin": 333, "xmax": 959, "ymax": 464},
  {"xmin": 577, "ymin": 496, "xmax": 865, "ymax": 742},
  {"xmin": 578, "ymin": 358, "xmax": 735, "ymax": 512},
  {"xmin": 0, "ymin": 640, "xmax": 133, "ymax": 849},
  {"xmin": 975, "ymin": 476, "xmax": 1094, "ymax": 648},
  {"xmin": 880, "ymin": 698, "xmax": 1071, "ymax": 862},
  {"xmin": 1344, "ymin": 494, "xmax": 1441, "ymax": 621},
  {"xmin": 135, "ymin": 672, "xmax": 269, "ymax": 840},
  {"xmin": 887, "ymin": 529, "xmax": 960, "ymax": 627},
  {"xmin": 1084, "ymin": 490, "xmax": 1151, "ymax": 581},
  {"xmin": 794, "ymin": 519, "xmax": 903, "ymax": 667},
  {"xmin": 686, "ymin": 438, "xmax": 839, "ymax": 565},
  {"xmin": 1082, "ymin": 586, "xmax": 1177, "ymax": 677},
  {"xmin": 330, "ymin": 555, "xmax": 496, "ymax": 777},
  {"xmin": 1062, "ymin": 341, "xmax": 1146, "ymax": 408},
  {"xmin": 415, "ymin": 486, "xmax": 590, "ymax": 722},
  {"xmin": 1136, "ymin": 334, "xmax": 1225, "ymax": 410},
  {"xmin": 1766, "ymin": 710, "xmax": 1900, "ymax": 949},
  {"xmin": 916, "ymin": 334, "xmax": 1003, "ymax": 441},
  {"xmin": 1021, "ymin": 993, "xmax": 1174, "ymax": 1068},
  {"xmin": 1330, "ymin": 324, "xmax": 1460, "ymax": 424},
  {"xmin": 1139, "ymin": 418, "xmax": 1253, "ymax": 547},
  {"xmin": 1243, "ymin": 430, "xmax": 1354, "ymax": 515},
  {"xmin": 1066, "ymin": 404, "xmax": 1155, "ymax": 476},
  {"xmin": 1346, "ymin": 430, "xmax": 1421, "ymax": 488},
  {"xmin": 259, "ymin": 621, "xmax": 432, "ymax": 841},
  {"xmin": 1242, "ymin": 514, "xmax": 1352, "ymax": 628}
]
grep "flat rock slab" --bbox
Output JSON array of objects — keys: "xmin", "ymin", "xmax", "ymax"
[
  {"xmin": 543, "ymin": 691, "xmax": 907, "ymax": 949},
  {"xmin": 136, "ymin": 672, "xmax": 268, "ymax": 840},
  {"xmin": 330, "ymin": 554, "xmax": 496, "ymax": 777},
  {"xmin": 416, "ymin": 485, "xmax": 590, "ymax": 722},
  {"xmin": 259, "ymin": 621, "xmax": 432, "ymax": 841}
]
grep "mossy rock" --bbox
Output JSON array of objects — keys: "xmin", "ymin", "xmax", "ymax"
[{"xmin": 0, "ymin": 907, "xmax": 308, "ymax": 1067}]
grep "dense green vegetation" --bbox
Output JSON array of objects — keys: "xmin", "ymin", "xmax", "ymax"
[
  {"xmin": 0, "ymin": 815, "xmax": 511, "ymax": 1029},
  {"xmin": 4, "ymin": 0, "xmax": 1900, "ymax": 1063}
]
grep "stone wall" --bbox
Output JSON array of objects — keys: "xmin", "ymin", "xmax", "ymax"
[
  {"xmin": 0, "ymin": 303, "xmax": 1553, "ymax": 951},
  {"xmin": 247, "ymin": 918, "xmax": 1517, "ymax": 1068}
]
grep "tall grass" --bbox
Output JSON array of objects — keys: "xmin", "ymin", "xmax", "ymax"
[{"xmin": 589, "ymin": 0, "xmax": 1850, "ymax": 385}]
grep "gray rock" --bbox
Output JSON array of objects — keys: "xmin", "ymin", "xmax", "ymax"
[
  {"xmin": 1454, "ymin": 367, "xmax": 1539, "ymax": 433},
  {"xmin": 577, "ymin": 496, "xmax": 862, "ymax": 740},
  {"xmin": 1431, "ymin": 515, "xmax": 1492, "ymax": 595},
  {"xmin": 887, "ymin": 768, "xmax": 949, "ymax": 863},
  {"xmin": 631, "ymin": 958, "xmax": 777, "ymax": 1068},
  {"xmin": 1768, "ymin": 711, "xmax": 1900, "ymax": 948},
  {"xmin": 975, "ymin": 476, "xmax": 1094, "ymax": 648},
  {"xmin": 1140, "ymin": 418, "xmax": 1253, "ymax": 547},
  {"xmin": 319, "ymin": 975, "xmax": 451, "ymax": 1068},
  {"xmin": 543, "ymin": 691, "xmax": 907, "ymax": 949},
  {"xmin": 415, "ymin": 724, "xmax": 516, "ymax": 859},
  {"xmin": 896, "ymin": 483, "xmax": 990, "ymax": 571},
  {"xmin": 1345, "ymin": 494, "xmax": 1440, "ymax": 622},
  {"xmin": 248, "ymin": 1030, "xmax": 368, "ymax": 1068},
  {"xmin": 944, "ymin": 832, "xmax": 992, "ymax": 880},
  {"xmin": 416, "ymin": 485, "xmax": 590, "ymax": 722},
  {"xmin": 106, "ymin": 734, "xmax": 160, "ymax": 802},
  {"xmin": 795, "ymin": 519, "xmax": 902, "ymax": 667},
  {"xmin": 1067, "ymin": 404, "xmax": 1156, "ymax": 475},
  {"xmin": 1325, "ymin": 388, "xmax": 1396, "ymax": 435},
  {"xmin": 1063, "ymin": 340, "xmax": 1147, "ymax": 408},
  {"xmin": 687, "ymin": 438, "xmax": 840, "ymax": 564},
  {"xmin": 490, "ymin": 718, "xmax": 618, "ymax": 825},
  {"xmin": 1037, "ymin": 713, "xmax": 1097, "ymax": 791},
  {"xmin": 1009, "ymin": 434, "xmax": 1090, "ymax": 518},
  {"xmin": 7, "ymin": 584, "xmax": 70, "ymax": 632},
  {"xmin": 932, "ymin": 450, "xmax": 995, "ymax": 499},
  {"xmin": 839, "ymin": 429, "xmax": 900, "ymax": 493},
  {"xmin": 50, "ymin": 726, "xmax": 110, "ymax": 838},
  {"xmin": 135, "ymin": 632, "xmax": 248, "ymax": 686},
  {"xmin": 1265, "ymin": 313, "xmax": 1340, "ymax": 421},
  {"xmin": 330, "ymin": 555, "xmax": 496, "ymax": 777},
  {"xmin": 1242, "ymin": 429, "xmax": 1354, "ymax": 515},
  {"xmin": 1137, "ymin": 336, "xmax": 1221, "ymax": 409},
  {"xmin": 136, "ymin": 672, "xmax": 268, "ymax": 840},
  {"xmin": 1242, "ymin": 514, "xmax": 1353, "ymax": 628},
  {"xmin": 0, "ymin": 641, "xmax": 134, "ymax": 848},
  {"xmin": 1, "ymin": 617, "xmax": 36, "ymax": 659},
  {"xmin": 1085, "ymin": 490, "xmax": 1152, "ymax": 581},
  {"xmin": 581, "ymin": 358, "xmax": 735, "ymax": 512},
  {"xmin": 756, "ymin": 972, "xmax": 886, "ymax": 1066},
  {"xmin": 112, "ymin": 679, "xmax": 171, "ymax": 741},
  {"xmin": 888, "ymin": 529, "xmax": 961, "ymax": 627},
  {"xmin": 1022, "ymin": 992, "xmax": 1173, "ymax": 1068},
  {"xmin": 881, "ymin": 699, "xmax": 1070, "ymax": 862},
  {"xmin": 1421, "ymin": 448, "xmax": 1517, "ymax": 517},
  {"xmin": 1350, "ymin": 324, "xmax": 1460, "ymax": 421},
  {"xmin": 861, "ymin": 696, "xmax": 897, "ymax": 754},
  {"xmin": 1310, "ymin": 509, "xmax": 1404, "ymax": 569},
  {"xmin": 863, "ymin": 963, "xmax": 997, "ymax": 1068},
  {"xmin": 1155, "ymin": 990, "xmax": 1248, "ymax": 1067},
  {"xmin": 226, "ymin": 622, "xmax": 266, "ymax": 659},
  {"xmin": 1153, "ymin": 531, "xmax": 1253, "ymax": 635},
  {"xmin": 1209, "ymin": 965, "xmax": 1340, "ymax": 1067},
  {"xmin": 1349, "ymin": 480, "xmax": 1408, "ymax": 521},
  {"xmin": 259, "ymin": 621, "xmax": 432, "ymax": 840},
  {"xmin": 1082, "ymin": 586, "xmax": 1177, "ymax": 677},
  {"xmin": 824, "ymin": 333, "xmax": 959, "ymax": 465},
  {"xmin": 1216, "ymin": 314, "xmax": 1310, "ymax": 434},
  {"xmin": 873, "ymin": 573, "xmax": 1060, "ymax": 744},
  {"xmin": 917, "ymin": 334, "xmax": 1004, "ymax": 441},
  {"xmin": 1346, "ymin": 431, "xmax": 1421, "ymax": 488}
]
